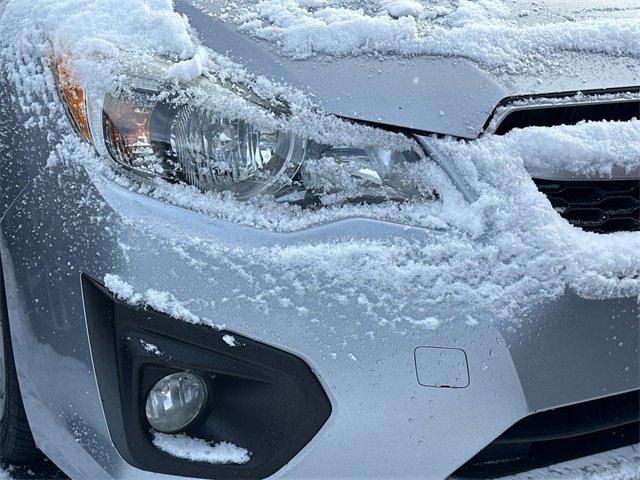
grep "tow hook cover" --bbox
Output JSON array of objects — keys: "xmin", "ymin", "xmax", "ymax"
[{"xmin": 414, "ymin": 346, "xmax": 470, "ymax": 388}]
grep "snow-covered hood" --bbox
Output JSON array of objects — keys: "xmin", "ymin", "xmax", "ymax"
[{"xmin": 178, "ymin": 0, "xmax": 640, "ymax": 138}]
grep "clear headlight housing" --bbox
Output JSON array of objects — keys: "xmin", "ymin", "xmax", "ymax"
[{"xmin": 54, "ymin": 57, "xmax": 433, "ymax": 206}]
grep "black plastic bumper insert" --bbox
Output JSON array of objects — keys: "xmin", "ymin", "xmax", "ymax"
[
  {"xmin": 82, "ymin": 274, "xmax": 331, "ymax": 479},
  {"xmin": 453, "ymin": 390, "xmax": 640, "ymax": 479}
]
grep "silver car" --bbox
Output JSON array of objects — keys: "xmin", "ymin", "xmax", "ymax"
[{"xmin": 0, "ymin": 0, "xmax": 638, "ymax": 479}]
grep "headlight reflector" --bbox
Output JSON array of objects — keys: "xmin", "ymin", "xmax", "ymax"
[{"xmin": 171, "ymin": 106, "xmax": 306, "ymax": 199}]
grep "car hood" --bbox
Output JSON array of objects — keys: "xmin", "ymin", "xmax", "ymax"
[{"xmin": 177, "ymin": 0, "xmax": 640, "ymax": 139}]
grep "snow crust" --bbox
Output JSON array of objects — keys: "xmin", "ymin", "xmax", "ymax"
[
  {"xmin": 153, "ymin": 432, "xmax": 251, "ymax": 464},
  {"xmin": 207, "ymin": 0, "xmax": 640, "ymax": 71}
]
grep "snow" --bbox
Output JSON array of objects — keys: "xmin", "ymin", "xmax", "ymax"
[
  {"xmin": 139, "ymin": 339, "xmax": 163, "ymax": 356},
  {"xmin": 488, "ymin": 92, "xmax": 640, "ymax": 132},
  {"xmin": 152, "ymin": 432, "xmax": 251, "ymax": 465},
  {"xmin": 104, "ymin": 273, "xmax": 221, "ymax": 328},
  {"xmin": 166, "ymin": 46, "xmax": 210, "ymax": 82},
  {"xmin": 1, "ymin": 0, "xmax": 639, "ymax": 478},
  {"xmin": 222, "ymin": 334, "xmax": 239, "ymax": 347},
  {"xmin": 0, "ymin": 0, "xmax": 198, "ymax": 127},
  {"xmin": 123, "ymin": 116, "xmax": 639, "ymax": 312},
  {"xmin": 408, "ymin": 317, "xmax": 441, "ymax": 329},
  {"xmin": 210, "ymin": 0, "xmax": 640, "ymax": 72},
  {"xmin": 378, "ymin": 0, "xmax": 426, "ymax": 18},
  {"xmin": 502, "ymin": 444, "xmax": 640, "ymax": 480},
  {"xmin": 474, "ymin": 118, "xmax": 640, "ymax": 179},
  {"xmin": 3, "ymin": 0, "xmax": 635, "ymax": 325},
  {"xmin": 64, "ymin": 104, "xmax": 635, "ymax": 323},
  {"xmin": 103, "ymin": 273, "xmax": 138, "ymax": 300}
]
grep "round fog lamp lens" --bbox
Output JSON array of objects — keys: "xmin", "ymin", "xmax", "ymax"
[{"xmin": 145, "ymin": 372, "xmax": 207, "ymax": 433}]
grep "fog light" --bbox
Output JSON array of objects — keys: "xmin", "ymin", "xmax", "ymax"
[{"xmin": 145, "ymin": 372, "xmax": 208, "ymax": 433}]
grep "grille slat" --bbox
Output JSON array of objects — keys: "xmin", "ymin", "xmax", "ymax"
[
  {"xmin": 493, "ymin": 99, "xmax": 640, "ymax": 135},
  {"xmin": 534, "ymin": 178, "xmax": 640, "ymax": 233}
]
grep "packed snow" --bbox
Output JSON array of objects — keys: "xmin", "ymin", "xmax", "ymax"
[{"xmin": 152, "ymin": 432, "xmax": 251, "ymax": 464}]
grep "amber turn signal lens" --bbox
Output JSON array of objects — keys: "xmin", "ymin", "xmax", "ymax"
[{"xmin": 52, "ymin": 58, "xmax": 91, "ymax": 141}]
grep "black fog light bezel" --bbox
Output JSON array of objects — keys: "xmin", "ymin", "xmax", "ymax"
[{"xmin": 82, "ymin": 275, "xmax": 332, "ymax": 479}]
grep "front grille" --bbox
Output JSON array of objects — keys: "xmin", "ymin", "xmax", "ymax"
[
  {"xmin": 490, "ymin": 96, "xmax": 640, "ymax": 233},
  {"xmin": 534, "ymin": 178, "xmax": 640, "ymax": 233},
  {"xmin": 453, "ymin": 390, "xmax": 640, "ymax": 479}
]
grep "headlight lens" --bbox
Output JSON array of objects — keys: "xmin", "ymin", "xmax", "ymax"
[
  {"xmin": 171, "ymin": 105, "xmax": 306, "ymax": 199},
  {"xmin": 55, "ymin": 59, "xmax": 433, "ymax": 206}
]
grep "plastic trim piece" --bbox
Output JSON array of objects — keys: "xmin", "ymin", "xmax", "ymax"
[{"xmin": 82, "ymin": 274, "xmax": 331, "ymax": 480}]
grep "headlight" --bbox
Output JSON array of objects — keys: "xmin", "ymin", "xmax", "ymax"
[
  {"xmin": 100, "ymin": 91, "xmax": 307, "ymax": 200},
  {"xmin": 54, "ymin": 57, "xmax": 433, "ymax": 206}
]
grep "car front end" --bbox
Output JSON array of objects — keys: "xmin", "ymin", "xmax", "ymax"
[{"xmin": 0, "ymin": 0, "xmax": 638, "ymax": 479}]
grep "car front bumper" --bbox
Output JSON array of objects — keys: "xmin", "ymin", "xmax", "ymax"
[{"xmin": 1, "ymin": 159, "xmax": 638, "ymax": 480}]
